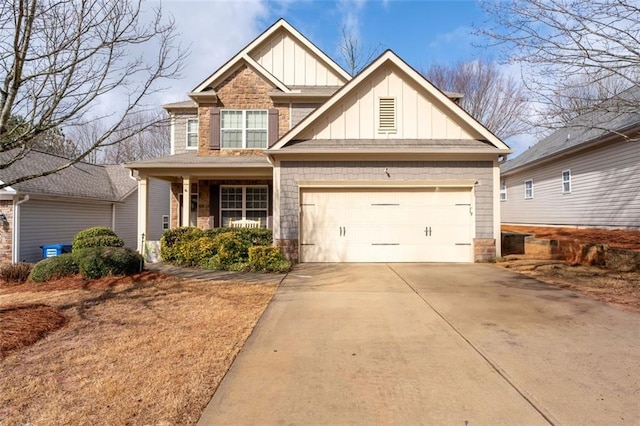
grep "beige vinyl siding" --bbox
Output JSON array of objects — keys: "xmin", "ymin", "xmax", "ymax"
[
  {"xmin": 250, "ymin": 30, "xmax": 344, "ymax": 86},
  {"xmin": 172, "ymin": 112, "xmax": 198, "ymax": 154},
  {"xmin": 297, "ymin": 64, "xmax": 480, "ymax": 141},
  {"xmin": 114, "ymin": 193, "xmax": 137, "ymax": 249},
  {"xmin": 19, "ymin": 199, "xmax": 112, "ymax": 263},
  {"xmin": 291, "ymin": 103, "xmax": 321, "ymax": 127},
  {"xmin": 501, "ymin": 139, "xmax": 640, "ymax": 227}
]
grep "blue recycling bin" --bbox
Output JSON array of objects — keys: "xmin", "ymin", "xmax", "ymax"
[{"xmin": 41, "ymin": 243, "xmax": 73, "ymax": 259}]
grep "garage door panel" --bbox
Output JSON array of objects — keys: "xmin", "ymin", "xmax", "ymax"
[{"xmin": 300, "ymin": 187, "xmax": 474, "ymax": 263}]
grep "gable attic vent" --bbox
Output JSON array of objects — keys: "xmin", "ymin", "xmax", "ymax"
[{"xmin": 378, "ymin": 97, "xmax": 396, "ymax": 132}]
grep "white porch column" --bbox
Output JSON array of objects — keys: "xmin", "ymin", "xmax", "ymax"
[
  {"xmin": 182, "ymin": 176, "xmax": 191, "ymax": 227},
  {"xmin": 137, "ymin": 175, "xmax": 149, "ymax": 252}
]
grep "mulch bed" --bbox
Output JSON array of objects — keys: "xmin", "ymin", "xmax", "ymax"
[
  {"xmin": 0, "ymin": 304, "xmax": 68, "ymax": 358},
  {"xmin": 502, "ymin": 225, "xmax": 640, "ymax": 251}
]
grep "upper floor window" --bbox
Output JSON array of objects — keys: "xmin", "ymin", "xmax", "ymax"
[
  {"xmin": 186, "ymin": 119, "xmax": 198, "ymax": 149},
  {"xmin": 562, "ymin": 170, "xmax": 571, "ymax": 193},
  {"xmin": 525, "ymin": 179, "xmax": 534, "ymax": 199},
  {"xmin": 221, "ymin": 110, "xmax": 268, "ymax": 149},
  {"xmin": 500, "ymin": 182, "xmax": 507, "ymax": 201}
]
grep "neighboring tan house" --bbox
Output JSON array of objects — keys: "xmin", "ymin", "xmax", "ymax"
[
  {"xmin": 0, "ymin": 150, "xmax": 169, "ymax": 263},
  {"xmin": 127, "ymin": 19, "xmax": 511, "ymax": 263},
  {"xmin": 501, "ymin": 86, "xmax": 640, "ymax": 229}
]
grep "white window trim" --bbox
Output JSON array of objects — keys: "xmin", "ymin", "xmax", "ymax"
[
  {"xmin": 186, "ymin": 118, "xmax": 198, "ymax": 150},
  {"xmin": 525, "ymin": 179, "xmax": 534, "ymax": 199},
  {"xmin": 220, "ymin": 185, "xmax": 269, "ymax": 226},
  {"xmin": 162, "ymin": 215, "xmax": 170, "ymax": 230},
  {"xmin": 221, "ymin": 109, "xmax": 268, "ymax": 149},
  {"xmin": 562, "ymin": 170, "xmax": 572, "ymax": 193},
  {"xmin": 500, "ymin": 182, "xmax": 507, "ymax": 201}
]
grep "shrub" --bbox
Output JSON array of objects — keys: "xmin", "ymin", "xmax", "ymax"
[
  {"xmin": 209, "ymin": 232, "xmax": 245, "ymax": 269},
  {"xmin": 160, "ymin": 227, "xmax": 203, "ymax": 263},
  {"xmin": 0, "ymin": 262, "xmax": 33, "ymax": 284},
  {"xmin": 75, "ymin": 247, "xmax": 144, "ymax": 279},
  {"xmin": 179, "ymin": 237, "xmax": 219, "ymax": 267},
  {"xmin": 248, "ymin": 246, "xmax": 292, "ymax": 273},
  {"xmin": 29, "ymin": 254, "xmax": 79, "ymax": 283},
  {"xmin": 73, "ymin": 227, "xmax": 124, "ymax": 251}
]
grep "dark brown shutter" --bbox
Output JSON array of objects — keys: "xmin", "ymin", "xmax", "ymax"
[
  {"xmin": 210, "ymin": 109, "xmax": 221, "ymax": 150},
  {"xmin": 267, "ymin": 182, "xmax": 273, "ymax": 229},
  {"xmin": 268, "ymin": 109, "xmax": 279, "ymax": 147},
  {"xmin": 209, "ymin": 183, "xmax": 220, "ymax": 228}
]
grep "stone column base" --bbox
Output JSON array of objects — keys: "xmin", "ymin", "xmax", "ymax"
[
  {"xmin": 275, "ymin": 239, "xmax": 298, "ymax": 263},
  {"xmin": 474, "ymin": 238, "xmax": 496, "ymax": 262}
]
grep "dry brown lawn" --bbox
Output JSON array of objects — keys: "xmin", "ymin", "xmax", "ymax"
[{"xmin": 0, "ymin": 272, "xmax": 278, "ymax": 425}]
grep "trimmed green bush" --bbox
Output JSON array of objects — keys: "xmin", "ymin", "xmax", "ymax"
[
  {"xmin": 0, "ymin": 262, "xmax": 33, "ymax": 283},
  {"xmin": 248, "ymin": 246, "xmax": 291, "ymax": 273},
  {"xmin": 29, "ymin": 254, "xmax": 79, "ymax": 283},
  {"xmin": 209, "ymin": 232, "xmax": 245, "ymax": 269},
  {"xmin": 75, "ymin": 247, "xmax": 144, "ymax": 279},
  {"xmin": 73, "ymin": 227, "xmax": 124, "ymax": 251},
  {"xmin": 179, "ymin": 237, "xmax": 219, "ymax": 267},
  {"xmin": 160, "ymin": 227, "xmax": 203, "ymax": 263}
]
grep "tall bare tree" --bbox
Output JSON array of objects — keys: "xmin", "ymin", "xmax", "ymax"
[
  {"xmin": 337, "ymin": 26, "xmax": 382, "ymax": 76},
  {"xmin": 100, "ymin": 111, "xmax": 170, "ymax": 164},
  {"xmin": 478, "ymin": 0, "xmax": 640, "ymax": 129},
  {"xmin": 0, "ymin": 0, "xmax": 185, "ymax": 188},
  {"xmin": 424, "ymin": 60, "xmax": 529, "ymax": 140}
]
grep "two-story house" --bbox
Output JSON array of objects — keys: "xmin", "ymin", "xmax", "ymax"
[{"xmin": 127, "ymin": 19, "xmax": 511, "ymax": 263}]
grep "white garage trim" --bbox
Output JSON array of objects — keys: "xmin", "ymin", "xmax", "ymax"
[
  {"xmin": 299, "ymin": 184, "xmax": 476, "ymax": 263},
  {"xmin": 298, "ymin": 179, "xmax": 477, "ymax": 188}
]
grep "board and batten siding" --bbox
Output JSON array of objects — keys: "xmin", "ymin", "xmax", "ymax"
[
  {"xmin": 501, "ymin": 139, "xmax": 640, "ymax": 228},
  {"xmin": 250, "ymin": 30, "xmax": 344, "ymax": 87},
  {"xmin": 19, "ymin": 199, "xmax": 113, "ymax": 263},
  {"xmin": 171, "ymin": 112, "xmax": 198, "ymax": 155},
  {"xmin": 277, "ymin": 160, "xmax": 494, "ymax": 242},
  {"xmin": 297, "ymin": 64, "xmax": 481, "ymax": 141}
]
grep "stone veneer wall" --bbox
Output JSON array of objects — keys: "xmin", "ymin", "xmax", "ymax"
[
  {"xmin": 0, "ymin": 200, "xmax": 13, "ymax": 264},
  {"xmin": 276, "ymin": 160, "xmax": 496, "ymax": 262},
  {"xmin": 197, "ymin": 64, "xmax": 289, "ymax": 157}
]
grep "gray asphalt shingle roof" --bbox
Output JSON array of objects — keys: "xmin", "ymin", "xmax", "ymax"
[
  {"xmin": 280, "ymin": 139, "xmax": 498, "ymax": 151},
  {"xmin": 502, "ymin": 85, "xmax": 640, "ymax": 174},
  {"xmin": 0, "ymin": 150, "xmax": 136, "ymax": 201},
  {"xmin": 125, "ymin": 151, "xmax": 271, "ymax": 168}
]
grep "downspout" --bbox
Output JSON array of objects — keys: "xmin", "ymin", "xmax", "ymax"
[
  {"xmin": 12, "ymin": 194, "xmax": 30, "ymax": 264},
  {"xmin": 111, "ymin": 203, "xmax": 116, "ymax": 230}
]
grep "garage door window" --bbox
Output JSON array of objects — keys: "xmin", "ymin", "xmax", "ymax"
[{"xmin": 220, "ymin": 186, "xmax": 268, "ymax": 227}]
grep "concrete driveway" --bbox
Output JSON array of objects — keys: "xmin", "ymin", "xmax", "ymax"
[{"xmin": 198, "ymin": 264, "xmax": 640, "ymax": 425}]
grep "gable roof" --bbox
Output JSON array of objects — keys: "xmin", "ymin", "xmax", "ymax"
[
  {"xmin": 0, "ymin": 150, "xmax": 136, "ymax": 202},
  {"xmin": 269, "ymin": 50, "xmax": 510, "ymax": 153},
  {"xmin": 502, "ymin": 85, "xmax": 640, "ymax": 174},
  {"xmin": 192, "ymin": 19, "xmax": 351, "ymax": 95}
]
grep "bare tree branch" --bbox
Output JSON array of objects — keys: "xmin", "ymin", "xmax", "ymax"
[
  {"xmin": 478, "ymin": 0, "xmax": 640, "ymax": 130},
  {"xmin": 0, "ymin": 0, "xmax": 186, "ymax": 189},
  {"xmin": 423, "ymin": 60, "xmax": 530, "ymax": 140},
  {"xmin": 337, "ymin": 25, "xmax": 382, "ymax": 76}
]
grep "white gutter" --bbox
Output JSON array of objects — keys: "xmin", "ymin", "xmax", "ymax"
[{"xmin": 12, "ymin": 194, "xmax": 30, "ymax": 264}]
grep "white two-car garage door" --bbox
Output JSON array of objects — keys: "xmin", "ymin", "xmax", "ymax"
[{"xmin": 300, "ymin": 187, "xmax": 474, "ymax": 263}]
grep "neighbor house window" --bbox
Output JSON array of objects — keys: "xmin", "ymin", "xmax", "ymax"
[
  {"xmin": 162, "ymin": 215, "xmax": 170, "ymax": 230},
  {"xmin": 186, "ymin": 119, "xmax": 198, "ymax": 149},
  {"xmin": 221, "ymin": 110, "xmax": 268, "ymax": 149},
  {"xmin": 220, "ymin": 186, "xmax": 268, "ymax": 227},
  {"xmin": 525, "ymin": 179, "xmax": 534, "ymax": 199},
  {"xmin": 562, "ymin": 170, "xmax": 571, "ymax": 193},
  {"xmin": 500, "ymin": 182, "xmax": 507, "ymax": 201}
]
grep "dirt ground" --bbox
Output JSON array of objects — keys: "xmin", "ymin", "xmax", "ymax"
[
  {"xmin": 502, "ymin": 224, "xmax": 640, "ymax": 250},
  {"xmin": 499, "ymin": 224, "xmax": 640, "ymax": 313},
  {"xmin": 0, "ymin": 272, "xmax": 278, "ymax": 425}
]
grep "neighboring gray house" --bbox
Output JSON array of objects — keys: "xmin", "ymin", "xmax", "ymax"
[
  {"xmin": 0, "ymin": 150, "xmax": 169, "ymax": 263},
  {"xmin": 501, "ymin": 87, "xmax": 640, "ymax": 228},
  {"xmin": 128, "ymin": 19, "xmax": 511, "ymax": 263}
]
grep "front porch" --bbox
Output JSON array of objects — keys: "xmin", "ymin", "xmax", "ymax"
[{"xmin": 129, "ymin": 152, "xmax": 273, "ymax": 253}]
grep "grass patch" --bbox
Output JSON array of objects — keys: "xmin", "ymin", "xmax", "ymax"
[{"xmin": 0, "ymin": 272, "xmax": 278, "ymax": 424}]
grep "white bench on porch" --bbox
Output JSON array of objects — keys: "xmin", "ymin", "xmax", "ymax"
[{"xmin": 228, "ymin": 218, "xmax": 262, "ymax": 228}]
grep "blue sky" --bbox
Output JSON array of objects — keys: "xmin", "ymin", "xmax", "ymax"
[{"xmin": 155, "ymin": 0, "xmax": 534, "ymax": 153}]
